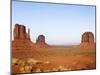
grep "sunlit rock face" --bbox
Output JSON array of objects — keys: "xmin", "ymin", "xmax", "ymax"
[
  {"xmin": 12, "ymin": 24, "xmax": 35, "ymax": 58},
  {"xmin": 81, "ymin": 32, "xmax": 95, "ymax": 48},
  {"xmin": 14, "ymin": 24, "xmax": 30, "ymax": 40}
]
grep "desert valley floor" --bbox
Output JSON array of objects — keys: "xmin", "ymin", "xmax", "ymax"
[{"xmin": 12, "ymin": 46, "xmax": 96, "ymax": 74}]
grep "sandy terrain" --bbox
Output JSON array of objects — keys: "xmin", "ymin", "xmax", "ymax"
[{"xmin": 12, "ymin": 46, "xmax": 96, "ymax": 74}]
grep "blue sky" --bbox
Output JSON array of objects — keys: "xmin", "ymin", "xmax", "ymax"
[{"xmin": 12, "ymin": 1, "xmax": 96, "ymax": 45}]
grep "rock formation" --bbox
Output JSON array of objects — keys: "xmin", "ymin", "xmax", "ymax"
[
  {"xmin": 14, "ymin": 24, "xmax": 30, "ymax": 40},
  {"xmin": 81, "ymin": 32, "xmax": 95, "ymax": 48},
  {"xmin": 12, "ymin": 24, "xmax": 35, "ymax": 58},
  {"xmin": 36, "ymin": 35, "xmax": 48, "ymax": 48}
]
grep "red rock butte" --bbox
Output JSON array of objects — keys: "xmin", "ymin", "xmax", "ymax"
[
  {"xmin": 12, "ymin": 24, "xmax": 49, "ymax": 58},
  {"xmin": 12, "ymin": 24, "xmax": 35, "ymax": 58},
  {"xmin": 36, "ymin": 35, "xmax": 48, "ymax": 48},
  {"xmin": 81, "ymin": 32, "xmax": 95, "ymax": 48},
  {"xmin": 14, "ymin": 24, "xmax": 30, "ymax": 40}
]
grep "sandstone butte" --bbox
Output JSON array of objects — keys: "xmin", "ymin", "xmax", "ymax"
[
  {"xmin": 12, "ymin": 24, "xmax": 48, "ymax": 58},
  {"xmin": 81, "ymin": 32, "xmax": 95, "ymax": 48},
  {"xmin": 36, "ymin": 35, "xmax": 48, "ymax": 48}
]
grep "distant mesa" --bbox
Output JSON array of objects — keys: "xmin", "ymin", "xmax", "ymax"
[
  {"xmin": 36, "ymin": 35, "xmax": 48, "ymax": 48},
  {"xmin": 81, "ymin": 32, "xmax": 95, "ymax": 48}
]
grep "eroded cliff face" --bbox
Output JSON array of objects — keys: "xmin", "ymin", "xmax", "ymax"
[
  {"xmin": 14, "ymin": 24, "xmax": 30, "ymax": 40},
  {"xmin": 36, "ymin": 35, "xmax": 48, "ymax": 48},
  {"xmin": 81, "ymin": 32, "xmax": 95, "ymax": 48},
  {"xmin": 12, "ymin": 24, "xmax": 35, "ymax": 58}
]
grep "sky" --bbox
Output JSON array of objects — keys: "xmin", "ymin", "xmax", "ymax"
[{"xmin": 12, "ymin": 1, "xmax": 96, "ymax": 45}]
